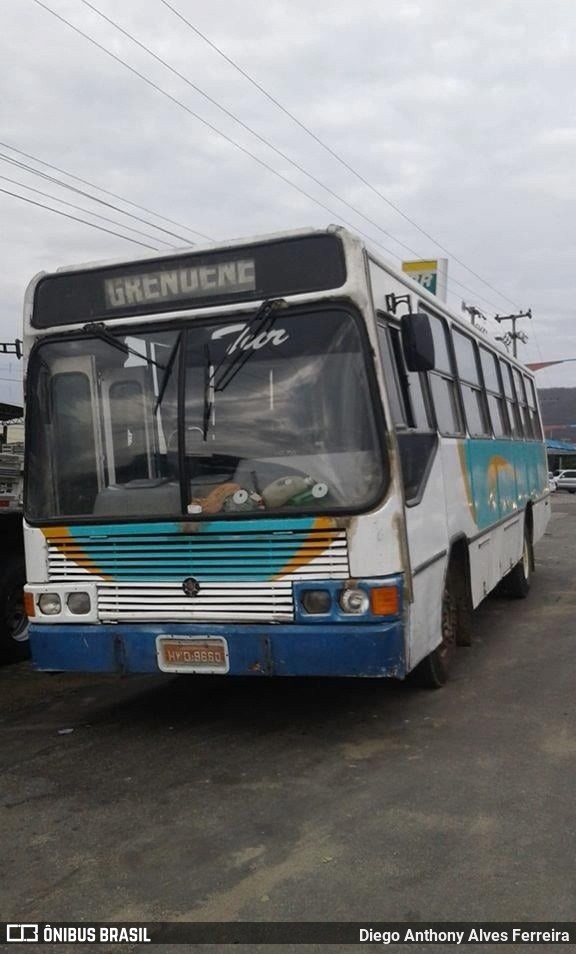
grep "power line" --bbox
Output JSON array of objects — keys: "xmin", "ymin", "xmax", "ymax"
[
  {"xmin": 0, "ymin": 172, "xmax": 178, "ymax": 247},
  {"xmin": 76, "ymin": 0, "xmax": 511, "ymax": 313},
  {"xmin": 0, "ymin": 187, "xmax": 159, "ymax": 250},
  {"xmin": 0, "ymin": 141, "xmax": 213, "ymax": 244},
  {"xmin": 159, "ymin": 0, "xmax": 522, "ymax": 313},
  {"xmin": 28, "ymin": 1, "xmax": 403, "ymax": 257},
  {"xmin": 30, "ymin": 0, "xmax": 506, "ymax": 314},
  {"xmin": 77, "ymin": 0, "xmax": 444, "ymax": 264},
  {"xmin": 0, "ymin": 149, "xmax": 196, "ymax": 246}
]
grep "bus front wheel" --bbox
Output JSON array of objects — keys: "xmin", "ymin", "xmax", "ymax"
[{"xmin": 409, "ymin": 570, "xmax": 458, "ymax": 689}]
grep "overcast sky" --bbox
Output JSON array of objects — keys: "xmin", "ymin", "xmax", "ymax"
[{"xmin": 2, "ymin": 0, "xmax": 576, "ymax": 405}]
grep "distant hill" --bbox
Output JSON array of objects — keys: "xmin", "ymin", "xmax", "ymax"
[{"xmin": 537, "ymin": 387, "xmax": 576, "ymax": 441}]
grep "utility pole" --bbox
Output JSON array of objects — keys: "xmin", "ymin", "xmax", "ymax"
[{"xmin": 494, "ymin": 309, "xmax": 532, "ymax": 358}]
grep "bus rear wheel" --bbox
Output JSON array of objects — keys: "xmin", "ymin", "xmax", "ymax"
[
  {"xmin": 504, "ymin": 526, "xmax": 532, "ymax": 599},
  {"xmin": 409, "ymin": 571, "xmax": 458, "ymax": 689}
]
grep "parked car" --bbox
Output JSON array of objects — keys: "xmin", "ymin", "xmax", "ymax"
[
  {"xmin": 548, "ymin": 473, "xmax": 558, "ymax": 492},
  {"xmin": 556, "ymin": 469, "xmax": 576, "ymax": 493}
]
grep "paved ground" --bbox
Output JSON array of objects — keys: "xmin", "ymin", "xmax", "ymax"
[{"xmin": 1, "ymin": 494, "xmax": 575, "ymax": 950}]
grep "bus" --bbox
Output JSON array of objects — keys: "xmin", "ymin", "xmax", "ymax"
[{"xmin": 22, "ymin": 226, "xmax": 551, "ymax": 687}]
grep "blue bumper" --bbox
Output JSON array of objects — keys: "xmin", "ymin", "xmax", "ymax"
[{"xmin": 29, "ymin": 621, "xmax": 405, "ymax": 678}]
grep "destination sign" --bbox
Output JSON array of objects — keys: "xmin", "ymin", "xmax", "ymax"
[
  {"xmin": 104, "ymin": 259, "xmax": 256, "ymax": 309},
  {"xmin": 32, "ymin": 234, "xmax": 346, "ymax": 328}
]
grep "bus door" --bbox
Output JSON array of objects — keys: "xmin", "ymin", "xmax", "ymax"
[{"xmin": 376, "ymin": 317, "xmax": 447, "ymax": 668}]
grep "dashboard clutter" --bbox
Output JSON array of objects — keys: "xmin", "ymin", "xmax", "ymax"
[
  {"xmin": 223, "ymin": 489, "xmax": 265, "ymax": 512},
  {"xmin": 188, "ymin": 475, "xmax": 330, "ymax": 514}
]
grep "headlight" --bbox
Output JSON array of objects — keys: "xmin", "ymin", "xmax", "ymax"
[
  {"xmin": 300, "ymin": 589, "xmax": 331, "ymax": 614},
  {"xmin": 38, "ymin": 593, "xmax": 62, "ymax": 615},
  {"xmin": 67, "ymin": 592, "xmax": 91, "ymax": 615},
  {"xmin": 339, "ymin": 587, "xmax": 370, "ymax": 615}
]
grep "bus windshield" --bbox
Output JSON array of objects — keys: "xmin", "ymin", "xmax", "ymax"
[{"xmin": 25, "ymin": 307, "xmax": 387, "ymax": 521}]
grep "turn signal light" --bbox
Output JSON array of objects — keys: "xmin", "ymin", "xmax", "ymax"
[
  {"xmin": 370, "ymin": 586, "xmax": 399, "ymax": 617},
  {"xmin": 23, "ymin": 592, "xmax": 35, "ymax": 618}
]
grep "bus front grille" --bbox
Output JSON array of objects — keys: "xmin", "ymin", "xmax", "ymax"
[{"xmin": 45, "ymin": 524, "xmax": 349, "ymax": 623}]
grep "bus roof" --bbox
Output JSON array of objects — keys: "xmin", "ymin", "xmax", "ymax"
[{"xmin": 24, "ymin": 223, "xmax": 534, "ymax": 376}]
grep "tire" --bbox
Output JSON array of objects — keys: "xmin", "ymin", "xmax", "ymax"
[
  {"xmin": 409, "ymin": 569, "xmax": 458, "ymax": 689},
  {"xmin": 504, "ymin": 525, "xmax": 532, "ymax": 599},
  {"xmin": 0, "ymin": 556, "xmax": 29, "ymax": 664},
  {"xmin": 453, "ymin": 558, "xmax": 473, "ymax": 647}
]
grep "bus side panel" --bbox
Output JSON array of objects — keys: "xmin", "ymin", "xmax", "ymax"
[
  {"xmin": 467, "ymin": 518, "xmax": 522, "ymax": 606},
  {"xmin": 404, "ymin": 443, "xmax": 451, "ymax": 670},
  {"xmin": 524, "ymin": 441, "xmax": 546, "ymax": 502},
  {"xmin": 457, "ymin": 438, "xmax": 549, "ymax": 604},
  {"xmin": 407, "ymin": 560, "xmax": 445, "ymax": 670},
  {"xmin": 532, "ymin": 495, "xmax": 552, "ymax": 547}
]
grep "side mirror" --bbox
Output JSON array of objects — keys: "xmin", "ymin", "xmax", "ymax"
[{"xmin": 400, "ymin": 312, "xmax": 435, "ymax": 372}]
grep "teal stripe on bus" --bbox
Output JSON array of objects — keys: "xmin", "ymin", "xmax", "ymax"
[{"xmin": 462, "ymin": 438, "xmax": 547, "ymax": 531}]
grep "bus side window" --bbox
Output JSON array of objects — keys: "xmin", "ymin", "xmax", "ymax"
[
  {"xmin": 500, "ymin": 360, "xmax": 524, "ymax": 439},
  {"xmin": 513, "ymin": 369, "xmax": 533, "ymax": 439},
  {"xmin": 510, "ymin": 368, "xmax": 530, "ymax": 440},
  {"xmin": 426, "ymin": 314, "xmax": 464, "ymax": 436},
  {"xmin": 453, "ymin": 330, "xmax": 490, "ymax": 437},
  {"xmin": 388, "ymin": 327, "xmax": 430, "ymax": 429},
  {"xmin": 525, "ymin": 377, "xmax": 543, "ymax": 440},
  {"xmin": 377, "ymin": 321, "xmax": 431, "ymax": 429},
  {"xmin": 480, "ymin": 347, "xmax": 509, "ymax": 438},
  {"xmin": 376, "ymin": 324, "xmax": 408, "ymax": 427},
  {"xmin": 377, "ymin": 319, "xmax": 437, "ymax": 503}
]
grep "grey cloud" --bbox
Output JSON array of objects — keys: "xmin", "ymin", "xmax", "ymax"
[{"xmin": 1, "ymin": 0, "xmax": 576, "ymax": 394}]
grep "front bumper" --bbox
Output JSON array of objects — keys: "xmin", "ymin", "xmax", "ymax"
[{"xmin": 29, "ymin": 621, "xmax": 405, "ymax": 678}]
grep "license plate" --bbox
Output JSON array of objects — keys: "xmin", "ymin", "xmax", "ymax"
[{"xmin": 156, "ymin": 636, "xmax": 229, "ymax": 673}]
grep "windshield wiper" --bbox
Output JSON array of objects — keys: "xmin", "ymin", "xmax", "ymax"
[
  {"xmin": 153, "ymin": 330, "xmax": 182, "ymax": 414},
  {"xmin": 83, "ymin": 322, "xmax": 165, "ymax": 370},
  {"xmin": 211, "ymin": 298, "xmax": 287, "ymax": 393}
]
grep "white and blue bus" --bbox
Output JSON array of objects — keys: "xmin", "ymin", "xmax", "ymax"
[{"xmin": 22, "ymin": 227, "xmax": 550, "ymax": 687}]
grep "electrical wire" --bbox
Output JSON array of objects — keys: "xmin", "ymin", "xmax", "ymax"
[
  {"xmin": 28, "ymin": 2, "xmax": 403, "ymax": 255},
  {"xmin": 0, "ymin": 141, "xmax": 213, "ymax": 244},
  {"xmin": 0, "ymin": 186, "xmax": 159, "ymax": 249},
  {"xmin": 30, "ymin": 0, "xmax": 507, "ymax": 314},
  {"xmin": 0, "ymin": 172, "xmax": 178, "ymax": 247},
  {"xmin": 77, "ymin": 0, "xmax": 444, "ymax": 264},
  {"xmin": 76, "ymin": 0, "xmax": 512, "ymax": 313},
  {"xmin": 0, "ymin": 149, "xmax": 201, "ymax": 246},
  {"xmin": 159, "ymin": 0, "xmax": 523, "ymax": 312}
]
